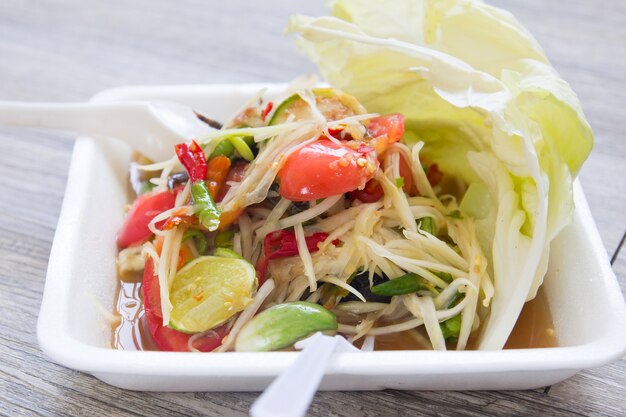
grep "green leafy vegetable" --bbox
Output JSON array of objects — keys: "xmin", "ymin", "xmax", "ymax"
[
  {"xmin": 289, "ymin": 0, "xmax": 593, "ymax": 349},
  {"xmin": 191, "ymin": 181, "xmax": 221, "ymax": 231}
]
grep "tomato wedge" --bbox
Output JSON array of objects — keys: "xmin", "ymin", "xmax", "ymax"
[
  {"xmin": 368, "ymin": 114, "xmax": 405, "ymax": 154},
  {"xmin": 278, "ymin": 139, "xmax": 378, "ymax": 202},
  {"xmin": 142, "ymin": 258, "xmax": 227, "ymax": 352},
  {"xmin": 117, "ymin": 189, "xmax": 177, "ymax": 249}
]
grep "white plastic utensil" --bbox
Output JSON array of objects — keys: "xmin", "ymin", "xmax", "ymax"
[
  {"xmin": 250, "ymin": 333, "xmax": 361, "ymax": 417},
  {"xmin": 0, "ymin": 100, "xmax": 213, "ymax": 161}
]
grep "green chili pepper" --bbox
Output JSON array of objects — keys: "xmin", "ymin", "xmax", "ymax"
[
  {"xmin": 371, "ymin": 272, "xmax": 429, "ymax": 296},
  {"xmin": 417, "ymin": 217, "xmax": 435, "ymax": 235},
  {"xmin": 211, "ymin": 138, "xmax": 235, "ymax": 158},
  {"xmin": 214, "ymin": 229, "xmax": 235, "ymax": 248},
  {"xmin": 440, "ymin": 314, "xmax": 462, "ymax": 340},
  {"xmin": 191, "ymin": 180, "xmax": 221, "ymax": 231},
  {"xmin": 183, "ymin": 229, "xmax": 208, "ymax": 255}
]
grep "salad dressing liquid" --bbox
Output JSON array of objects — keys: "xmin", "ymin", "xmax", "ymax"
[
  {"xmin": 113, "ymin": 281, "xmax": 157, "ymax": 351},
  {"xmin": 112, "ymin": 282, "xmax": 557, "ymax": 351}
]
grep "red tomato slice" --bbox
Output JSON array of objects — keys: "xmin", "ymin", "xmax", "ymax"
[
  {"xmin": 278, "ymin": 139, "xmax": 378, "ymax": 202},
  {"xmin": 142, "ymin": 257, "xmax": 163, "ymax": 318},
  {"xmin": 142, "ymin": 258, "xmax": 227, "ymax": 352},
  {"xmin": 117, "ymin": 190, "xmax": 177, "ymax": 249},
  {"xmin": 369, "ymin": 114, "xmax": 405, "ymax": 154}
]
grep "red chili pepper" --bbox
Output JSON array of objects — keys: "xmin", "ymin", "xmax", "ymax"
[
  {"xmin": 261, "ymin": 101, "xmax": 273, "ymax": 120},
  {"xmin": 350, "ymin": 179, "xmax": 384, "ymax": 203},
  {"xmin": 264, "ymin": 230, "xmax": 329, "ymax": 259},
  {"xmin": 256, "ymin": 230, "xmax": 338, "ymax": 283},
  {"xmin": 175, "ymin": 140, "xmax": 207, "ymax": 183}
]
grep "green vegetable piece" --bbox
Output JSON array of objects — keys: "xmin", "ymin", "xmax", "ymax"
[
  {"xmin": 243, "ymin": 136, "xmax": 258, "ymax": 157},
  {"xmin": 433, "ymin": 271, "xmax": 454, "ymax": 284},
  {"xmin": 183, "ymin": 229, "xmax": 208, "ymax": 255},
  {"xmin": 268, "ymin": 94, "xmax": 301, "ymax": 126},
  {"xmin": 440, "ymin": 314, "xmax": 462, "ymax": 340},
  {"xmin": 211, "ymin": 138, "xmax": 235, "ymax": 158},
  {"xmin": 139, "ymin": 181, "xmax": 156, "ymax": 195},
  {"xmin": 395, "ymin": 177, "xmax": 405, "ymax": 189},
  {"xmin": 371, "ymin": 272, "xmax": 429, "ymax": 296},
  {"xmin": 214, "ymin": 229, "xmax": 234, "ymax": 248},
  {"xmin": 191, "ymin": 180, "xmax": 221, "ymax": 231},
  {"xmin": 213, "ymin": 247, "xmax": 244, "ymax": 260},
  {"xmin": 228, "ymin": 136, "xmax": 255, "ymax": 161},
  {"xmin": 268, "ymin": 88, "xmax": 366, "ymax": 126},
  {"xmin": 235, "ymin": 301, "xmax": 338, "ymax": 352},
  {"xmin": 447, "ymin": 210, "xmax": 463, "ymax": 219},
  {"xmin": 417, "ymin": 217, "xmax": 435, "ymax": 235}
]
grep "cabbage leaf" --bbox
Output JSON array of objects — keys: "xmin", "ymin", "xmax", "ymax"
[{"xmin": 288, "ymin": 0, "xmax": 593, "ymax": 349}]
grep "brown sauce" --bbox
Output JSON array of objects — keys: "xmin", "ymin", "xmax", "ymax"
[
  {"xmin": 112, "ymin": 283, "xmax": 557, "ymax": 351},
  {"xmin": 503, "ymin": 289, "xmax": 557, "ymax": 349},
  {"xmin": 113, "ymin": 281, "xmax": 158, "ymax": 351}
]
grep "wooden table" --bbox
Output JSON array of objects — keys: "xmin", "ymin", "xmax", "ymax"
[{"xmin": 1, "ymin": 1, "xmax": 624, "ymax": 415}]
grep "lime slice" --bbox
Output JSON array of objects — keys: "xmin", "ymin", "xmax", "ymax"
[
  {"xmin": 169, "ymin": 256, "xmax": 257, "ymax": 333},
  {"xmin": 213, "ymin": 247, "xmax": 244, "ymax": 260}
]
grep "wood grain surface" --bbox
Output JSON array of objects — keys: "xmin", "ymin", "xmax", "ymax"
[{"xmin": 1, "ymin": 1, "xmax": 624, "ymax": 416}]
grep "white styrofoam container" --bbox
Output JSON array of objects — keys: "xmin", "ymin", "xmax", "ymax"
[{"xmin": 37, "ymin": 84, "xmax": 626, "ymax": 391}]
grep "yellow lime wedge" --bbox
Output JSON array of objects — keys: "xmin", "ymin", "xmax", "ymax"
[{"xmin": 169, "ymin": 255, "xmax": 256, "ymax": 333}]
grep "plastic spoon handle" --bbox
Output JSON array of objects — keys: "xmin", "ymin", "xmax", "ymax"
[
  {"xmin": 0, "ymin": 101, "xmax": 149, "ymax": 136},
  {"xmin": 250, "ymin": 334, "xmax": 339, "ymax": 417},
  {"xmin": 0, "ymin": 101, "xmax": 187, "ymax": 161}
]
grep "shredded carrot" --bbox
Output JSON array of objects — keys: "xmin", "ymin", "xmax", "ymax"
[
  {"xmin": 217, "ymin": 208, "xmax": 243, "ymax": 231},
  {"xmin": 154, "ymin": 232, "xmax": 191, "ymax": 269},
  {"xmin": 206, "ymin": 156, "xmax": 231, "ymax": 199},
  {"xmin": 154, "ymin": 235, "xmax": 165, "ymax": 255},
  {"xmin": 161, "ymin": 215, "xmax": 197, "ymax": 230},
  {"xmin": 178, "ymin": 242, "xmax": 193, "ymax": 269}
]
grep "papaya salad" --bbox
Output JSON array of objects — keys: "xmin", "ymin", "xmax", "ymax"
[{"xmin": 115, "ymin": 87, "xmax": 494, "ymax": 352}]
